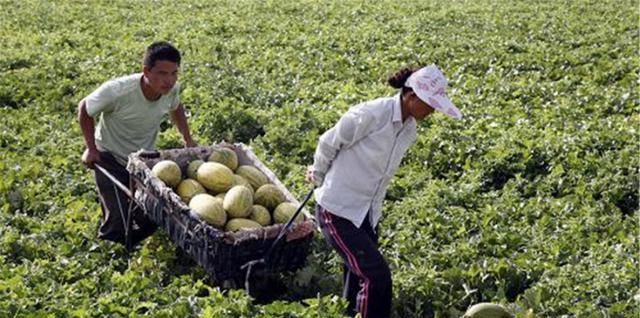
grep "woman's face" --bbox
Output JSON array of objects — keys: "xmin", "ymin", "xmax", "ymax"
[{"xmin": 405, "ymin": 92, "xmax": 435, "ymax": 120}]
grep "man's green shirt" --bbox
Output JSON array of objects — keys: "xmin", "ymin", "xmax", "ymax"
[{"xmin": 85, "ymin": 73, "xmax": 180, "ymax": 165}]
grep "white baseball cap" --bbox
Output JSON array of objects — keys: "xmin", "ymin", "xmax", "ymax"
[{"xmin": 405, "ymin": 64, "xmax": 462, "ymax": 119}]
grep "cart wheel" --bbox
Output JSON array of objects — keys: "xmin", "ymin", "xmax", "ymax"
[
  {"xmin": 221, "ymin": 278, "xmax": 241, "ymax": 289},
  {"xmin": 246, "ymin": 273, "xmax": 288, "ymax": 303}
]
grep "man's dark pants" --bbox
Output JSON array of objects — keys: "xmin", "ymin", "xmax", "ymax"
[{"xmin": 94, "ymin": 151, "xmax": 157, "ymax": 246}]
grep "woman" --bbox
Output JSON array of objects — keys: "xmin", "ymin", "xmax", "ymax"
[{"xmin": 306, "ymin": 64, "xmax": 462, "ymax": 318}]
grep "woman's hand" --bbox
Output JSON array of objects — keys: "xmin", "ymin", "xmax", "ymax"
[{"xmin": 305, "ymin": 166, "xmax": 323, "ymax": 187}]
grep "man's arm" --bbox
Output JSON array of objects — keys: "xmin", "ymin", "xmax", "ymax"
[
  {"xmin": 170, "ymin": 103, "xmax": 196, "ymax": 147},
  {"xmin": 78, "ymin": 100, "xmax": 100, "ymax": 169}
]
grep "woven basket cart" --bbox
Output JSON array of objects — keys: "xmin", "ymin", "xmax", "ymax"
[{"xmin": 124, "ymin": 144, "xmax": 315, "ymax": 282}]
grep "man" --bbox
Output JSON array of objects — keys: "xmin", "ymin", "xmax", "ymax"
[{"xmin": 78, "ymin": 41, "xmax": 196, "ymax": 247}]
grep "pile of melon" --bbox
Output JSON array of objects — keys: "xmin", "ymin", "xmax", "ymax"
[{"xmin": 150, "ymin": 147, "xmax": 305, "ymax": 232}]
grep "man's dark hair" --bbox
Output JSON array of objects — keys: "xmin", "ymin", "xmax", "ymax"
[{"xmin": 143, "ymin": 41, "xmax": 181, "ymax": 68}]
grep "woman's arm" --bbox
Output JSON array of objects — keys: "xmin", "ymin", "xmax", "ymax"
[{"xmin": 311, "ymin": 106, "xmax": 377, "ymax": 183}]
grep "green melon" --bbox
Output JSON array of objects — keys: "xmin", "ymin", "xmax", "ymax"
[
  {"xmin": 463, "ymin": 303, "xmax": 512, "ymax": 318},
  {"xmin": 254, "ymin": 184, "xmax": 286, "ymax": 210},
  {"xmin": 232, "ymin": 174, "xmax": 254, "ymax": 196},
  {"xmin": 176, "ymin": 178, "xmax": 206, "ymax": 204},
  {"xmin": 196, "ymin": 162, "xmax": 233, "ymax": 194},
  {"xmin": 186, "ymin": 159, "xmax": 204, "ymax": 179},
  {"xmin": 235, "ymin": 165, "xmax": 269, "ymax": 191},
  {"xmin": 225, "ymin": 218, "xmax": 262, "ymax": 232},
  {"xmin": 151, "ymin": 160, "xmax": 182, "ymax": 188},
  {"xmin": 189, "ymin": 193, "xmax": 226, "ymax": 228},
  {"xmin": 215, "ymin": 192, "xmax": 226, "ymax": 199},
  {"xmin": 223, "ymin": 185, "xmax": 254, "ymax": 218},
  {"xmin": 273, "ymin": 202, "xmax": 305, "ymax": 224},
  {"xmin": 208, "ymin": 147, "xmax": 238, "ymax": 171},
  {"xmin": 249, "ymin": 205, "xmax": 271, "ymax": 226}
]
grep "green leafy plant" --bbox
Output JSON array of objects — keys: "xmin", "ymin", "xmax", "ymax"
[{"xmin": 0, "ymin": 0, "xmax": 637, "ymax": 317}]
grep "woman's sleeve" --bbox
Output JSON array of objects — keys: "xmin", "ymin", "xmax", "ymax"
[{"xmin": 312, "ymin": 105, "xmax": 377, "ymax": 180}]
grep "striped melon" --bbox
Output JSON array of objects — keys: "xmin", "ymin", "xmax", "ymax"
[
  {"xmin": 249, "ymin": 205, "xmax": 271, "ymax": 226},
  {"xmin": 232, "ymin": 174, "xmax": 254, "ymax": 196},
  {"xmin": 176, "ymin": 178, "xmax": 206, "ymax": 204},
  {"xmin": 273, "ymin": 202, "xmax": 305, "ymax": 224},
  {"xmin": 189, "ymin": 194, "xmax": 226, "ymax": 228},
  {"xmin": 208, "ymin": 147, "xmax": 238, "ymax": 171},
  {"xmin": 186, "ymin": 159, "xmax": 204, "ymax": 179},
  {"xmin": 196, "ymin": 162, "xmax": 233, "ymax": 194},
  {"xmin": 223, "ymin": 185, "xmax": 253, "ymax": 218},
  {"xmin": 254, "ymin": 184, "xmax": 286, "ymax": 210},
  {"xmin": 463, "ymin": 303, "xmax": 512, "ymax": 318},
  {"xmin": 151, "ymin": 160, "xmax": 182, "ymax": 188},
  {"xmin": 225, "ymin": 218, "xmax": 262, "ymax": 232},
  {"xmin": 235, "ymin": 165, "xmax": 269, "ymax": 191}
]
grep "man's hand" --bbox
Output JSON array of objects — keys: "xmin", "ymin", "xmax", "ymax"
[
  {"xmin": 218, "ymin": 141, "xmax": 236, "ymax": 151},
  {"xmin": 82, "ymin": 148, "xmax": 100, "ymax": 169},
  {"xmin": 184, "ymin": 138, "xmax": 197, "ymax": 148},
  {"xmin": 170, "ymin": 104, "xmax": 196, "ymax": 149},
  {"xmin": 78, "ymin": 100, "xmax": 100, "ymax": 169}
]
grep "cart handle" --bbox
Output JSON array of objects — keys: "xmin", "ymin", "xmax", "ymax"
[
  {"xmin": 241, "ymin": 186, "xmax": 315, "ymax": 295},
  {"xmin": 94, "ymin": 164, "xmax": 133, "ymax": 198},
  {"xmin": 94, "ymin": 163, "xmax": 145, "ymax": 251}
]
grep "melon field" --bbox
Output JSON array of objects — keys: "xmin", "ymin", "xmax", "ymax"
[{"xmin": 0, "ymin": 0, "xmax": 638, "ymax": 317}]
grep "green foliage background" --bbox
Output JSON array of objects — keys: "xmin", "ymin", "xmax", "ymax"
[{"xmin": 0, "ymin": 0, "xmax": 638, "ymax": 317}]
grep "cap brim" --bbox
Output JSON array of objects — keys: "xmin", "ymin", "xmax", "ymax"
[{"xmin": 426, "ymin": 95, "xmax": 463, "ymax": 119}]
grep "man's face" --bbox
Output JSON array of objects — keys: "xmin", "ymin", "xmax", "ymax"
[{"xmin": 143, "ymin": 60, "xmax": 179, "ymax": 95}]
